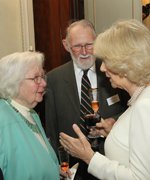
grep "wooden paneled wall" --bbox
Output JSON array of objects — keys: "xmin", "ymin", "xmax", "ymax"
[{"xmin": 33, "ymin": 0, "xmax": 84, "ymax": 72}]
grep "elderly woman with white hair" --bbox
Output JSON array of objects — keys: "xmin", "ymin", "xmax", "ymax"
[
  {"xmin": 60, "ymin": 19, "xmax": 150, "ymax": 180},
  {"xmin": 0, "ymin": 51, "xmax": 60, "ymax": 179}
]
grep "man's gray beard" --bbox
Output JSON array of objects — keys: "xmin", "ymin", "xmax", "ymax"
[{"xmin": 71, "ymin": 53, "xmax": 96, "ymax": 70}]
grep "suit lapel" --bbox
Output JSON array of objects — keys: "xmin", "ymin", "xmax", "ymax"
[
  {"xmin": 63, "ymin": 61, "xmax": 80, "ymax": 115},
  {"xmin": 96, "ymin": 59, "xmax": 106, "ymax": 87}
]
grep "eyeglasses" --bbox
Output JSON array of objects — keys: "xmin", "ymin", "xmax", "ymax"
[
  {"xmin": 25, "ymin": 75, "xmax": 47, "ymax": 84},
  {"xmin": 70, "ymin": 42, "xmax": 94, "ymax": 52}
]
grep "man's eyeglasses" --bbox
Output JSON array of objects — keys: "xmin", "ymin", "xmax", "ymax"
[
  {"xmin": 25, "ymin": 75, "xmax": 47, "ymax": 84},
  {"xmin": 70, "ymin": 42, "xmax": 94, "ymax": 52}
]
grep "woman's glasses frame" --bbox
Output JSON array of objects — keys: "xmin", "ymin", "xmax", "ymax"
[{"xmin": 25, "ymin": 75, "xmax": 47, "ymax": 84}]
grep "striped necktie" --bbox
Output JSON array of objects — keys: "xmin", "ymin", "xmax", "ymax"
[{"xmin": 80, "ymin": 69, "xmax": 93, "ymax": 135}]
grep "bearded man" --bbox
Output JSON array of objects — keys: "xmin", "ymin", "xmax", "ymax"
[{"xmin": 45, "ymin": 19, "xmax": 129, "ymax": 180}]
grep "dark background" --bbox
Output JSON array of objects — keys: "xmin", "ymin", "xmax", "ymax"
[{"xmin": 32, "ymin": 0, "xmax": 84, "ymax": 128}]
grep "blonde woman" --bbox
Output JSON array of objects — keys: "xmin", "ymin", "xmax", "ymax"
[{"xmin": 60, "ymin": 19, "xmax": 150, "ymax": 179}]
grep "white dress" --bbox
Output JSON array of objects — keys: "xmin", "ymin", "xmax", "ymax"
[{"xmin": 88, "ymin": 86, "xmax": 150, "ymax": 180}]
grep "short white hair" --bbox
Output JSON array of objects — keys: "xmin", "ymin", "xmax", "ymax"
[
  {"xmin": 66, "ymin": 19, "xmax": 96, "ymax": 42},
  {"xmin": 0, "ymin": 51, "xmax": 44, "ymax": 99}
]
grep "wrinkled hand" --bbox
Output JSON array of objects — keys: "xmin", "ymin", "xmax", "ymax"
[
  {"xmin": 59, "ymin": 124, "xmax": 95, "ymax": 164},
  {"xmin": 95, "ymin": 118, "xmax": 116, "ymax": 137}
]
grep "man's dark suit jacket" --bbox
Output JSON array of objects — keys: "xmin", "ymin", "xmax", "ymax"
[
  {"xmin": 45, "ymin": 59, "xmax": 129, "ymax": 180},
  {"xmin": 0, "ymin": 169, "xmax": 3, "ymax": 180}
]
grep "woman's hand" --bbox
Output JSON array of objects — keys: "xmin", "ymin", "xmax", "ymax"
[
  {"xmin": 59, "ymin": 124, "xmax": 95, "ymax": 164},
  {"xmin": 60, "ymin": 167, "xmax": 72, "ymax": 179},
  {"xmin": 94, "ymin": 118, "xmax": 116, "ymax": 137}
]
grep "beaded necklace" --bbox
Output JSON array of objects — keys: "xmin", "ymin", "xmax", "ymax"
[
  {"xmin": 6, "ymin": 99, "xmax": 42, "ymax": 135},
  {"xmin": 127, "ymin": 86, "xmax": 145, "ymax": 106}
]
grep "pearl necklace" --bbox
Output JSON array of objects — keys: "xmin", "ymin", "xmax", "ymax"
[
  {"xmin": 6, "ymin": 99, "xmax": 42, "ymax": 135},
  {"xmin": 127, "ymin": 86, "xmax": 145, "ymax": 106}
]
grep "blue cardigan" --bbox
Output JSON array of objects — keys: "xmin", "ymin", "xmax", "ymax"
[{"xmin": 0, "ymin": 99, "xmax": 59, "ymax": 180}]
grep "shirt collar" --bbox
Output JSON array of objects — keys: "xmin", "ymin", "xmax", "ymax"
[
  {"xmin": 11, "ymin": 99, "xmax": 30, "ymax": 112},
  {"xmin": 73, "ymin": 62, "xmax": 96, "ymax": 75}
]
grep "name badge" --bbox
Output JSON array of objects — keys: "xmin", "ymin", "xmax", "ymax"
[{"xmin": 107, "ymin": 94, "xmax": 120, "ymax": 106}]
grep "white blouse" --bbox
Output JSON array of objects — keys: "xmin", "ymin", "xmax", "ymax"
[{"xmin": 88, "ymin": 86, "xmax": 150, "ymax": 179}]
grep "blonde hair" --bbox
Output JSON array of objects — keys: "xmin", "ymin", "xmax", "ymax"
[{"xmin": 94, "ymin": 19, "xmax": 150, "ymax": 86}]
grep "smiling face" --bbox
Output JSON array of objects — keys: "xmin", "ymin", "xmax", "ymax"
[
  {"xmin": 14, "ymin": 64, "xmax": 46, "ymax": 108},
  {"xmin": 64, "ymin": 25, "xmax": 96, "ymax": 70}
]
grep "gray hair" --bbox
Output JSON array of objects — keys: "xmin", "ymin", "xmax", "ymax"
[
  {"xmin": 0, "ymin": 51, "xmax": 44, "ymax": 99},
  {"xmin": 94, "ymin": 19, "xmax": 150, "ymax": 86},
  {"xmin": 66, "ymin": 19, "xmax": 96, "ymax": 42}
]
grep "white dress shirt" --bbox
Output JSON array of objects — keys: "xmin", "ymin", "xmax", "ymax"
[{"xmin": 73, "ymin": 62, "xmax": 97, "ymax": 102}]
